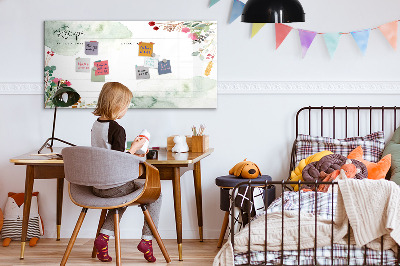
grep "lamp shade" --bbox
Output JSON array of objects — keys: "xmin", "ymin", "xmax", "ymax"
[
  {"xmin": 241, "ymin": 0, "xmax": 305, "ymax": 23},
  {"xmin": 52, "ymin": 87, "xmax": 80, "ymax": 107}
]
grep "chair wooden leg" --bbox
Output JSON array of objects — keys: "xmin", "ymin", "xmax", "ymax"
[
  {"xmin": 217, "ymin": 211, "xmax": 230, "ymax": 248},
  {"xmin": 60, "ymin": 208, "xmax": 88, "ymax": 266},
  {"xmin": 141, "ymin": 205, "xmax": 171, "ymax": 263},
  {"xmin": 91, "ymin": 209, "xmax": 108, "ymax": 258},
  {"xmin": 114, "ymin": 210, "xmax": 121, "ymax": 266}
]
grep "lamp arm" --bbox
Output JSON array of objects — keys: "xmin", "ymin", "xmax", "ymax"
[
  {"xmin": 50, "ymin": 106, "xmax": 57, "ymax": 148},
  {"xmin": 37, "ymin": 106, "xmax": 76, "ymax": 154}
]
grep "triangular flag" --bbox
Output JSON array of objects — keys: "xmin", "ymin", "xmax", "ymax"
[
  {"xmin": 298, "ymin": 29, "xmax": 317, "ymax": 58},
  {"xmin": 209, "ymin": 0, "xmax": 220, "ymax": 7},
  {"xmin": 323, "ymin": 33, "xmax": 341, "ymax": 58},
  {"xmin": 229, "ymin": 0, "xmax": 245, "ymax": 24},
  {"xmin": 275, "ymin": 23, "xmax": 293, "ymax": 49},
  {"xmin": 251, "ymin": 23, "xmax": 266, "ymax": 38},
  {"xmin": 351, "ymin": 29, "xmax": 370, "ymax": 55},
  {"xmin": 378, "ymin": 21, "xmax": 397, "ymax": 50}
]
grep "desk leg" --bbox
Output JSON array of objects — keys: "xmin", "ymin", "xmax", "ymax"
[
  {"xmin": 56, "ymin": 178, "xmax": 64, "ymax": 241},
  {"xmin": 172, "ymin": 167, "xmax": 183, "ymax": 261},
  {"xmin": 20, "ymin": 165, "xmax": 35, "ymax": 259},
  {"xmin": 193, "ymin": 161, "xmax": 203, "ymax": 242}
]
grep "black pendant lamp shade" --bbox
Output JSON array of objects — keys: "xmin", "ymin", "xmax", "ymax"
[{"xmin": 241, "ymin": 0, "xmax": 305, "ymax": 23}]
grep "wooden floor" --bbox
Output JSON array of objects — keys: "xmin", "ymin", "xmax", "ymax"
[{"xmin": 0, "ymin": 239, "xmax": 221, "ymax": 265}]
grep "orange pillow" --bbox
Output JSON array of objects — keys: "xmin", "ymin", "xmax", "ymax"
[{"xmin": 347, "ymin": 146, "xmax": 391, "ymax": 180}]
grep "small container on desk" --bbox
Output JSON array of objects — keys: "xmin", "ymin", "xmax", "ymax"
[
  {"xmin": 191, "ymin": 135, "xmax": 209, "ymax": 153},
  {"xmin": 146, "ymin": 150, "xmax": 158, "ymax": 160}
]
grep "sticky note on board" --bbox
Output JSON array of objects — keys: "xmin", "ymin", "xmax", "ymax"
[
  {"xmin": 144, "ymin": 57, "xmax": 158, "ymax": 69},
  {"xmin": 91, "ymin": 68, "xmax": 105, "ymax": 82},
  {"xmin": 76, "ymin": 58, "xmax": 90, "ymax": 72},
  {"xmin": 138, "ymin": 42, "xmax": 154, "ymax": 57},
  {"xmin": 85, "ymin": 41, "xmax": 98, "ymax": 55},
  {"xmin": 94, "ymin": 60, "xmax": 109, "ymax": 76},
  {"xmin": 158, "ymin": 60, "xmax": 172, "ymax": 75},
  {"xmin": 135, "ymin": 66, "xmax": 150, "ymax": 79}
]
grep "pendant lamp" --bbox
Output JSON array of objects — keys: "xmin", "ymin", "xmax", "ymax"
[
  {"xmin": 38, "ymin": 82, "xmax": 80, "ymax": 154},
  {"xmin": 241, "ymin": 0, "xmax": 305, "ymax": 23}
]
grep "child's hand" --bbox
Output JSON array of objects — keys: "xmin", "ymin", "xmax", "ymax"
[
  {"xmin": 129, "ymin": 137, "xmax": 147, "ymax": 155},
  {"xmin": 134, "ymin": 149, "xmax": 149, "ymax": 157}
]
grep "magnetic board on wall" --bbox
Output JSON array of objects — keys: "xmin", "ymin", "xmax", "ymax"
[{"xmin": 44, "ymin": 21, "xmax": 217, "ymax": 108}]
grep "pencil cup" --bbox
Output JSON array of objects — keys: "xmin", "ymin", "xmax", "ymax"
[{"xmin": 191, "ymin": 135, "xmax": 209, "ymax": 153}]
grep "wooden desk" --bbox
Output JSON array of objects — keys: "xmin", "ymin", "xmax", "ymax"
[
  {"xmin": 10, "ymin": 147, "xmax": 213, "ymax": 261},
  {"xmin": 9, "ymin": 148, "xmax": 64, "ymax": 259}
]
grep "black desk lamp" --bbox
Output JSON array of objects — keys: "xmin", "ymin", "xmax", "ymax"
[
  {"xmin": 38, "ymin": 82, "xmax": 80, "ymax": 154},
  {"xmin": 241, "ymin": 0, "xmax": 305, "ymax": 23}
]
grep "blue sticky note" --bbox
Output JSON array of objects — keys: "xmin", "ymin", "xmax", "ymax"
[{"xmin": 158, "ymin": 60, "xmax": 172, "ymax": 75}]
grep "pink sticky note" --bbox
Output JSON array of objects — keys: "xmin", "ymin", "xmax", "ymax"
[{"xmin": 94, "ymin": 60, "xmax": 109, "ymax": 76}]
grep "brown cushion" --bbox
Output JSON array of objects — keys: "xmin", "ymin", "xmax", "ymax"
[{"xmin": 302, "ymin": 154, "xmax": 368, "ymax": 189}]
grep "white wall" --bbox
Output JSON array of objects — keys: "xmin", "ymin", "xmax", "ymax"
[{"xmin": 1, "ymin": 0, "xmax": 400, "ymax": 239}]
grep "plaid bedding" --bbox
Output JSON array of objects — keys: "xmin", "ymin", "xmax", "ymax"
[
  {"xmin": 234, "ymin": 191, "xmax": 397, "ymax": 265},
  {"xmin": 294, "ymin": 131, "xmax": 385, "ymax": 166},
  {"xmin": 266, "ymin": 190, "xmax": 336, "ymax": 220},
  {"xmin": 234, "ymin": 244, "xmax": 397, "ymax": 265}
]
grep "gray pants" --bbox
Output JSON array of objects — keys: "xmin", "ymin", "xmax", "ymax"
[{"xmin": 92, "ymin": 180, "xmax": 162, "ymax": 240}]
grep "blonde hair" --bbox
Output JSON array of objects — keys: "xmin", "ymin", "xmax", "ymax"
[{"xmin": 93, "ymin": 82, "xmax": 133, "ymax": 120}]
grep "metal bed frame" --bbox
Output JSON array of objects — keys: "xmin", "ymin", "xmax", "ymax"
[{"xmin": 230, "ymin": 106, "xmax": 400, "ymax": 266}]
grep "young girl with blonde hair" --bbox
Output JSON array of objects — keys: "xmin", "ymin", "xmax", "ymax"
[{"xmin": 91, "ymin": 82, "xmax": 161, "ymax": 263}]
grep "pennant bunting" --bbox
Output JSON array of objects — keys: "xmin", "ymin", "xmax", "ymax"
[
  {"xmin": 275, "ymin": 23, "xmax": 293, "ymax": 49},
  {"xmin": 209, "ymin": 0, "xmax": 220, "ymax": 7},
  {"xmin": 251, "ymin": 23, "xmax": 266, "ymax": 38},
  {"xmin": 229, "ymin": 0, "xmax": 245, "ymax": 24},
  {"xmin": 298, "ymin": 29, "xmax": 317, "ymax": 58},
  {"xmin": 351, "ymin": 29, "xmax": 370, "ymax": 55},
  {"xmin": 323, "ymin": 33, "xmax": 341, "ymax": 58},
  {"xmin": 378, "ymin": 21, "xmax": 398, "ymax": 50}
]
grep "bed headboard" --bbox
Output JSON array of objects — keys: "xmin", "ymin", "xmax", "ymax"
[{"xmin": 290, "ymin": 106, "xmax": 400, "ymax": 179}]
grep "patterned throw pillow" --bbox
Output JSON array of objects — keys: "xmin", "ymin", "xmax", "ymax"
[{"xmin": 294, "ymin": 131, "xmax": 385, "ymax": 166}]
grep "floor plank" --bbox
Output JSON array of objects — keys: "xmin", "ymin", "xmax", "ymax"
[{"xmin": 0, "ymin": 239, "xmax": 221, "ymax": 265}]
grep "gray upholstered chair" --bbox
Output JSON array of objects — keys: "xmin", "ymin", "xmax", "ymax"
[{"xmin": 60, "ymin": 146, "xmax": 171, "ymax": 265}]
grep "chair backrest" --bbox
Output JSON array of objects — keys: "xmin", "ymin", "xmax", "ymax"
[{"xmin": 62, "ymin": 146, "xmax": 145, "ymax": 187}]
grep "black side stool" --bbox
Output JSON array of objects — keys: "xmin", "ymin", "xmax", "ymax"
[{"xmin": 215, "ymin": 175, "xmax": 275, "ymax": 248}]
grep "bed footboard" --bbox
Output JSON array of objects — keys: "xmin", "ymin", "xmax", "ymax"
[{"xmin": 230, "ymin": 180, "xmax": 400, "ymax": 266}]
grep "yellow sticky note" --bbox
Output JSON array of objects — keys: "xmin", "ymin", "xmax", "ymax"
[{"xmin": 138, "ymin": 42, "xmax": 154, "ymax": 57}]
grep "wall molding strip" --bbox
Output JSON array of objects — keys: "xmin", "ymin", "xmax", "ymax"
[
  {"xmin": 0, "ymin": 83, "xmax": 43, "ymax": 95},
  {"xmin": 1, "ymin": 81, "xmax": 400, "ymax": 95},
  {"xmin": 217, "ymin": 81, "xmax": 400, "ymax": 94}
]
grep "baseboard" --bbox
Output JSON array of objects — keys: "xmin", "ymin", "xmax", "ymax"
[{"xmin": 1, "ymin": 81, "xmax": 400, "ymax": 95}]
